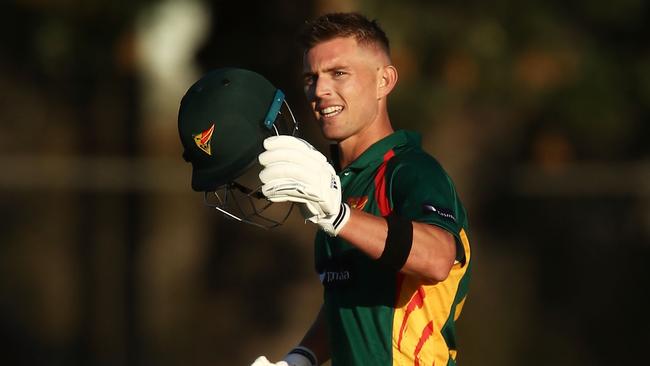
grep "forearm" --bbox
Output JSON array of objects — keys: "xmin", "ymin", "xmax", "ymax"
[
  {"xmin": 298, "ymin": 306, "xmax": 330, "ymax": 365},
  {"xmin": 250, "ymin": 307, "xmax": 328, "ymax": 366},
  {"xmin": 337, "ymin": 209, "xmax": 456, "ymax": 282}
]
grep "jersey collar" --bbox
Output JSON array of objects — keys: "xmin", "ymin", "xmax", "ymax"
[{"xmin": 343, "ymin": 130, "xmax": 421, "ymax": 171}]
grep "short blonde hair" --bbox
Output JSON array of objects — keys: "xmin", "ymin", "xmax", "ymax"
[{"xmin": 298, "ymin": 12, "xmax": 390, "ymax": 57}]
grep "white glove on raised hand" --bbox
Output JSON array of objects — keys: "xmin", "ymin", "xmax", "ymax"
[
  {"xmin": 251, "ymin": 346, "xmax": 317, "ymax": 366},
  {"xmin": 250, "ymin": 356, "xmax": 288, "ymax": 366},
  {"xmin": 258, "ymin": 136, "xmax": 350, "ymax": 236}
]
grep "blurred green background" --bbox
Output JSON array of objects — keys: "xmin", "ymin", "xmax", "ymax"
[{"xmin": 1, "ymin": 0, "xmax": 648, "ymax": 365}]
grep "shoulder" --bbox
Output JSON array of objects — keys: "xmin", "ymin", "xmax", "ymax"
[
  {"xmin": 387, "ymin": 146, "xmax": 452, "ymax": 187},
  {"xmin": 383, "ymin": 144, "xmax": 469, "ymax": 237},
  {"xmin": 384, "ymin": 146, "xmax": 462, "ymax": 216}
]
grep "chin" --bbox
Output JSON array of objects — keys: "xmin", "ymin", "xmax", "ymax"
[{"xmin": 319, "ymin": 124, "xmax": 346, "ymax": 142}]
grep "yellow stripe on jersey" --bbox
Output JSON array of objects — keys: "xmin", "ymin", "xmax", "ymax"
[{"xmin": 392, "ymin": 228, "xmax": 471, "ymax": 366}]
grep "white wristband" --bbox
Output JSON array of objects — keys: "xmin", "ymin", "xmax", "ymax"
[
  {"xmin": 283, "ymin": 346, "xmax": 317, "ymax": 366},
  {"xmin": 318, "ymin": 202, "xmax": 351, "ymax": 237},
  {"xmin": 331, "ymin": 202, "xmax": 351, "ymax": 236}
]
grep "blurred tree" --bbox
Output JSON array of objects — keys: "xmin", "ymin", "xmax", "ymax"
[{"xmin": 1, "ymin": 1, "xmax": 158, "ymax": 365}]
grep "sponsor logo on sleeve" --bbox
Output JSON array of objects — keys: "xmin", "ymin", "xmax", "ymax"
[{"xmin": 422, "ymin": 203, "xmax": 457, "ymax": 223}]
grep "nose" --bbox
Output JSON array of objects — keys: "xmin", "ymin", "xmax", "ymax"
[
  {"xmin": 313, "ymin": 76, "xmax": 331, "ymax": 99},
  {"xmin": 303, "ymin": 74, "xmax": 330, "ymax": 102}
]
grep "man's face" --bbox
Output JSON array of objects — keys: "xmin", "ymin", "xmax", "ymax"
[{"xmin": 303, "ymin": 36, "xmax": 386, "ymax": 141}]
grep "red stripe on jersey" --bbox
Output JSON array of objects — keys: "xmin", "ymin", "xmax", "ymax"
[
  {"xmin": 397, "ymin": 286, "xmax": 426, "ymax": 351},
  {"xmin": 413, "ymin": 321, "xmax": 435, "ymax": 366},
  {"xmin": 374, "ymin": 149, "xmax": 395, "ymax": 216}
]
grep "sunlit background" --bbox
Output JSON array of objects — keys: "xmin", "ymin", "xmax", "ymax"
[{"xmin": 1, "ymin": 0, "xmax": 648, "ymax": 365}]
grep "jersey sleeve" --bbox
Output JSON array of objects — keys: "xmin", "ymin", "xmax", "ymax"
[{"xmin": 387, "ymin": 154, "xmax": 467, "ymax": 263}]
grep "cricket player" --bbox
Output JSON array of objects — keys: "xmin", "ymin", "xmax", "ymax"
[{"xmin": 251, "ymin": 12, "xmax": 473, "ymax": 366}]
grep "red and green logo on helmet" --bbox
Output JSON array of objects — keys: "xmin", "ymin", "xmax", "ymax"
[{"xmin": 193, "ymin": 124, "xmax": 215, "ymax": 155}]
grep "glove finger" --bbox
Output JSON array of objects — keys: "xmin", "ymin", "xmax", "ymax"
[
  {"xmin": 265, "ymin": 195, "xmax": 328, "ymax": 219},
  {"xmin": 259, "ymin": 163, "xmax": 319, "ymax": 186},
  {"xmin": 258, "ymin": 148, "xmax": 325, "ymax": 167},
  {"xmin": 261, "ymin": 180, "xmax": 321, "ymax": 201},
  {"xmin": 263, "ymin": 135, "xmax": 317, "ymax": 152},
  {"xmin": 266, "ymin": 195, "xmax": 311, "ymax": 205},
  {"xmin": 251, "ymin": 356, "xmax": 270, "ymax": 366}
]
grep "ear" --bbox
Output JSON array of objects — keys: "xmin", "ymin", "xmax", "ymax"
[{"xmin": 377, "ymin": 65, "xmax": 398, "ymax": 99}]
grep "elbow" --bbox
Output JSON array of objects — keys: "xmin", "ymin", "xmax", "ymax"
[
  {"xmin": 403, "ymin": 256, "xmax": 452, "ymax": 284},
  {"xmin": 425, "ymin": 257, "xmax": 454, "ymax": 283},
  {"xmin": 418, "ymin": 245, "xmax": 456, "ymax": 283},
  {"xmin": 407, "ymin": 223, "xmax": 457, "ymax": 283},
  {"xmin": 427, "ymin": 229, "xmax": 457, "ymax": 282}
]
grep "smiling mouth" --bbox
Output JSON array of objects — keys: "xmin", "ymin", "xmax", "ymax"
[{"xmin": 319, "ymin": 105, "xmax": 344, "ymax": 118}]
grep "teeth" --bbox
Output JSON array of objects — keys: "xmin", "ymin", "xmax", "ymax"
[{"xmin": 320, "ymin": 106, "xmax": 343, "ymax": 116}]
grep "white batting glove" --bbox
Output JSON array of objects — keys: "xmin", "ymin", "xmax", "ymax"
[
  {"xmin": 250, "ymin": 356, "xmax": 288, "ymax": 366},
  {"xmin": 250, "ymin": 346, "xmax": 317, "ymax": 366},
  {"xmin": 258, "ymin": 136, "xmax": 350, "ymax": 236}
]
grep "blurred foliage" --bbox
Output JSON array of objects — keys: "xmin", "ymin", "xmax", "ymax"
[{"xmin": 362, "ymin": 0, "xmax": 649, "ymax": 161}]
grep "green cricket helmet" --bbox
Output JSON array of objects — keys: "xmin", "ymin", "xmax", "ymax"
[{"xmin": 178, "ymin": 68, "xmax": 298, "ymax": 228}]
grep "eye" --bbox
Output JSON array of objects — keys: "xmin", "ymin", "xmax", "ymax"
[
  {"xmin": 333, "ymin": 70, "xmax": 346, "ymax": 78},
  {"xmin": 304, "ymin": 74, "xmax": 316, "ymax": 86}
]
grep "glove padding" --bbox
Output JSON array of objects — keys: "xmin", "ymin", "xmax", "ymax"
[
  {"xmin": 251, "ymin": 356, "xmax": 288, "ymax": 366},
  {"xmin": 259, "ymin": 136, "xmax": 350, "ymax": 236},
  {"xmin": 251, "ymin": 346, "xmax": 317, "ymax": 366}
]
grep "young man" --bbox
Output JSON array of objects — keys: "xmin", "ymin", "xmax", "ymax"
[{"xmin": 253, "ymin": 12, "xmax": 472, "ymax": 366}]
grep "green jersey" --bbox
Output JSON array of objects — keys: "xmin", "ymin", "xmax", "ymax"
[{"xmin": 315, "ymin": 130, "xmax": 472, "ymax": 366}]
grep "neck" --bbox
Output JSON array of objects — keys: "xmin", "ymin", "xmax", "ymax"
[{"xmin": 338, "ymin": 115, "xmax": 394, "ymax": 168}]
